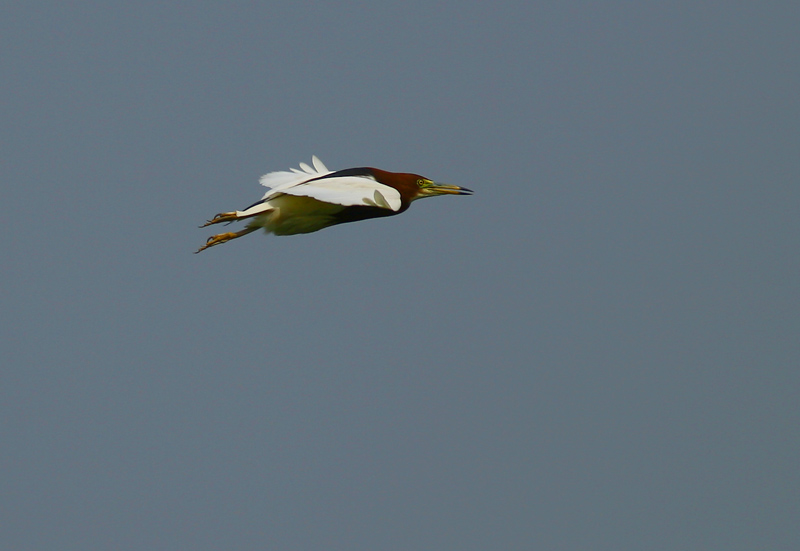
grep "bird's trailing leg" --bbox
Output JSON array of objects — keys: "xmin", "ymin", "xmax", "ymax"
[
  {"xmin": 195, "ymin": 227, "xmax": 259, "ymax": 253},
  {"xmin": 200, "ymin": 211, "xmax": 241, "ymax": 228}
]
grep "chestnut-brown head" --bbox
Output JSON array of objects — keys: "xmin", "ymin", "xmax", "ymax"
[{"xmin": 369, "ymin": 168, "xmax": 473, "ymax": 209}]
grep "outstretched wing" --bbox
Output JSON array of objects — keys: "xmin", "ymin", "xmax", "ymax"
[
  {"xmin": 278, "ymin": 177, "xmax": 401, "ymax": 211},
  {"xmin": 257, "ymin": 157, "xmax": 402, "ymax": 211}
]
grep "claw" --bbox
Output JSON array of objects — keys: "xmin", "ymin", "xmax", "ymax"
[
  {"xmin": 195, "ymin": 225, "xmax": 259, "ymax": 254},
  {"xmin": 194, "ymin": 232, "xmax": 237, "ymax": 253},
  {"xmin": 200, "ymin": 211, "xmax": 239, "ymax": 228}
]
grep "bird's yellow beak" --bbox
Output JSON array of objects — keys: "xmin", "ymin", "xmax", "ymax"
[{"xmin": 422, "ymin": 183, "xmax": 474, "ymax": 197}]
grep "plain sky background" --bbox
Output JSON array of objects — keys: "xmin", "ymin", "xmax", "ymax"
[{"xmin": 2, "ymin": 2, "xmax": 798, "ymax": 550}]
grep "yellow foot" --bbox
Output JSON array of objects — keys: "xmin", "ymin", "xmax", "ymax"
[
  {"xmin": 200, "ymin": 211, "xmax": 239, "ymax": 228},
  {"xmin": 195, "ymin": 232, "xmax": 238, "ymax": 253}
]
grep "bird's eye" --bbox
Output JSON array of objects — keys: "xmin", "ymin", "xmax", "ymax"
[{"xmin": 416, "ymin": 179, "xmax": 425, "ymax": 187}]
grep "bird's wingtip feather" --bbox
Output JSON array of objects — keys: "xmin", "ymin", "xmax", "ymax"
[
  {"xmin": 259, "ymin": 156, "xmax": 332, "ymax": 191},
  {"xmin": 312, "ymin": 155, "xmax": 328, "ymax": 172}
]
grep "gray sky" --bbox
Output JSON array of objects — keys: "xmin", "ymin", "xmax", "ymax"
[{"xmin": 2, "ymin": 2, "xmax": 798, "ymax": 550}]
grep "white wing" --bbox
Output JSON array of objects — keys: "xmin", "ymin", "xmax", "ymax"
[
  {"xmin": 256, "ymin": 156, "xmax": 401, "ymax": 211},
  {"xmin": 278, "ymin": 176, "xmax": 402, "ymax": 211}
]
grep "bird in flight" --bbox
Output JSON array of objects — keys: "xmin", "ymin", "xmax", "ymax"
[{"xmin": 196, "ymin": 156, "xmax": 472, "ymax": 253}]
